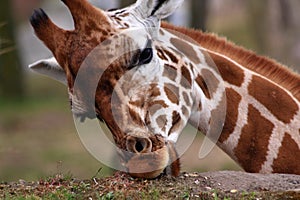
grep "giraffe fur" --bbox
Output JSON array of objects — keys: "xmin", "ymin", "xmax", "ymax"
[{"xmin": 29, "ymin": 0, "xmax": 300, "ymax": 178}]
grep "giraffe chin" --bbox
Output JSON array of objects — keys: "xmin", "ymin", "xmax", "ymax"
[{"xmin": 125, "ymin": 142, "xmax": 180, "ymax": 179}]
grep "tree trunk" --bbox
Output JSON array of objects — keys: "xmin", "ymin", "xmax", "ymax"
[
  {"xmin": 0, "ymin": 0, "xmax": 23, "ymax": 100},
  {"xmin": 247, "ymin": 0, "xmax": 268, "ymax": 54},
  {"xmin": 120, "ymin": 0, "xmax": 135, "ymax": 8},
  {"xmin": 191, "ymin": 0, "xmax": 208, "ymax": 31},
  {"xmin": 279, "ymin": 0, "xmax": 291, "ymax": 29}
]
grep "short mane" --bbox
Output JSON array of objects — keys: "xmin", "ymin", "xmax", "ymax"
[{"xmin": 162, "ymin": 22, "xmax": 300, "ymax": 101}]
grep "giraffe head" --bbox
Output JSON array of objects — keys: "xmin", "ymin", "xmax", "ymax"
[{"xmin": 29, "ymin": 0, "xmax": 192, "ymax": 178}]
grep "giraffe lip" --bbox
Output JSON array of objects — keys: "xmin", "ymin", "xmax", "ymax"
[
  {"xmin": 125, "ymin": 145, "xmax": 169, "ymax": 179},
  {"xmin": 123, "ymin": 142, "xmax": 180, "ymax": 179}
]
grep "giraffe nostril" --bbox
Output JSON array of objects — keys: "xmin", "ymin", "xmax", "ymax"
[
  {"xmin": 135, "ymin": 140, "xmax": 145, "ymax": 152},
  {"xmin": 126, "ymin": 136, "xmax": 152, "ymax": 153}
]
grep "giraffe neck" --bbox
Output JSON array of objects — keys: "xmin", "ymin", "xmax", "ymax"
[
  {"xmin": 160, "ymin": 23, "xmax": 300, "ymax": 174},
  {"xmin": 202, "ymin": 49, "xmax": 300, "ymax": 174}
]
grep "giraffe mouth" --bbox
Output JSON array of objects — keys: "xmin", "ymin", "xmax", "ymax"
[{"xmin": 122, "ymin": 141, "xmax": 180, "ymax": 179}]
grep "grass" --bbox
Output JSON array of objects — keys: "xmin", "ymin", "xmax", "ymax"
[
  {"xmin": 1, "ymin": 173, "xmax": 94, "ymax": 200},
  {"xmin": 1, "ymin": 172, "xmax": 299, "ymax": 200}
]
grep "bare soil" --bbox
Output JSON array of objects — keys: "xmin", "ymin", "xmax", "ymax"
[{"xmin": 1, "ymin": 171, "xmax": 300, "ymax": 199}]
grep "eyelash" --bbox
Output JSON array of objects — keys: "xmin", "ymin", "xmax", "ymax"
[{"xmin": 129, "ymin": 40, "xmax": 153, "ymax": 69}]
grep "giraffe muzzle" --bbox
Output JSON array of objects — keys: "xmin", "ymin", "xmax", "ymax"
[{"xmin": 123, "ymin": 135, "xmax": 180, "ymax": 179}]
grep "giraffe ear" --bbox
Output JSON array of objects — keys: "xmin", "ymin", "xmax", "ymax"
[
  {"xmin": 29, "ymin": 57, "xmax": 67, "ymax": 85},
  {"xmin": 134, "ymin": 0, "xmax": 184, "ymax": 19}
]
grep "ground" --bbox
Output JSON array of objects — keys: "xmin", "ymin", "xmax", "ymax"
[{"xmin": 1, "ymin": 171, "xmax": 300, "ymax": 199}]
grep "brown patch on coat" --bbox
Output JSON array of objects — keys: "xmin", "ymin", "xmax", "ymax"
[
  {"xmin": 170, "ymin": 38, "xmax": 201, "ymax": 64},
  {"xmin": 272, "ymin": 133, "xmax": 300, "ymax": 174},
  {"xmin": 163, "ymin": 64, "xmax": 178, "ymax": 81},
  {"xmin": 168, "ymin": 111, "xmax": 182, "ymax": 136},
  {"xmin": 201, "ymin": 49, "xmax": 218, "ymax": 69},
  {"xmin": 156, "ymin": 115, "xmax": 167, "ymax": 130},
  {"xmin": 147, "ymin": 100, "xmax": 169, "ymax": 116},
  {"xmin": 119, "ymin": 12, "xmax": 130, "ymax": 18},
  {"xmin": 129, "ymin": 99, "xmax": 145, "ymax": 108},
  {"xmin": 201, "ymin": 69, "xmax": 220, "ymax": 98},
  {"xmin": 163, "ymin": 48, "xmax": 179, "ymax": 63},
  {"xmin": 149, "ymin": 83, "xmax": 161, "ymax": 97},
  {"xmin": 198, "ymin": 101, "xmax": 202, "ymax": 111},
  {"xmin": 249, "ymin": 75, "xmax": 298, "ymax": 124},
  {"xmin": 210, "ymin": 88, "xmax": 241, "ymax": 142},
  {"xmin": 208, "ymin": 53, "xmax": 245, "ymax": 87},
  {"xmin": 208, "ymin": 92, "xmax": 226, "ymax": 140},
  {"xmin": 181, "ymin": 65, "xmax": 192, "ymax": 89},
  {"xmin": 145, "ymin": 111, "xmax": 151, "ymax": 126},
  {"xmin": 195, "ymin": 74, "xmax": 211, "ymax": 99},
  {"xmin": 182, "ymin": 105, "xmax": 189, "ymax": 117},
  {"xmin": 159, "ymin": 29, "xmax": 165, "ymax": 35},
  {"xmin": 182, "ymin": 92, "xmax": 192, "ymax": 107},
  {"xmin": 148, "ymin": 100, "xmax": 168, "ymax": 109},
  {"xmin": 169, "ymin": 47, "xmax": 184, "ymax": 57},
  {"xmin": 164, "ymin": 83, "xmax": 180, "ymax": 105},
  {"xmin": 156, "ymin": 47, "xmax": 168, "ymax": 61},
  {"xmin": 234, "ymin": 104, "xmax": 274, "ymax": 173},
  {"xmin": 146, "ymin": 100, "xmax": 169, "ymax": 130}
]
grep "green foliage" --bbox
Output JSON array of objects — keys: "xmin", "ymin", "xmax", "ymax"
[
  {"xmin": 181, "ymin": 191, "xmax": 190, "ymax": 200},
  {"xmin": 100, "ymin": 191, "xmax": 114, "ymax": 200}
]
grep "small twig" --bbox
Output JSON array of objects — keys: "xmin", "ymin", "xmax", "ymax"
[
  {"xmin": 93, "ymin": 178, "xmax": 99, "ymax": 185},
  {"xmin": 91, "ymin": 167, "xmax": 103, "ymax": 179}
]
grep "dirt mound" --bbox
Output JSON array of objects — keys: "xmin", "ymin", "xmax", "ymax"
[
  {"xmin": 198, "ymin": 171, "xmax": 300, "ymax": 191},
  {"xmin": 1, "ymin": 171, "xmax": 300, "ymax": 199}
]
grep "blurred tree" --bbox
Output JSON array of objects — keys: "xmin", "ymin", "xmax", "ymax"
[
  {"xmin": 191, "ymin": 0, "xmax": 208, "ymax": 31},
  {"xmin": 279, "ymin": 0, "xmax": 291, "ymax": 29},
  {"xmin": 0, "ymin": 0, "xmax": 23, "ymax": 100},
  {"xmin": 247, "ymin": 0, "xmax": 268, "ymax": 54},
  {"xmin": 267, "ymin": 0, "xmax": 298, "ymax": 68},
  {"xmin": 120, "ymin": 0, "xmax": 135, "ymax": 8}
]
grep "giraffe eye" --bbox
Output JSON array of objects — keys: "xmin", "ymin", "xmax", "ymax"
[
  {"xmin": 129, "ymin": 40, "xmax": 153, "ymax": 69},
  {"xmin": 138, "ymin": 39, "xmax": 153, "ymax": 66},
  {"xmin": 138, "ymin": 47, "xmax": 153, "ymax": 65}
]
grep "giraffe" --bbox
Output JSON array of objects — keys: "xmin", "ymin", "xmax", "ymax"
[{"xmin": 29, "ymin": 0, "xmax": 300, "ymax": 179}]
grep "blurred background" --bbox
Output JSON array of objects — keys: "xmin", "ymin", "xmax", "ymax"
[{"xmin": 0, "ymin": 0, "xmax": 299, "ymax": 181}]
